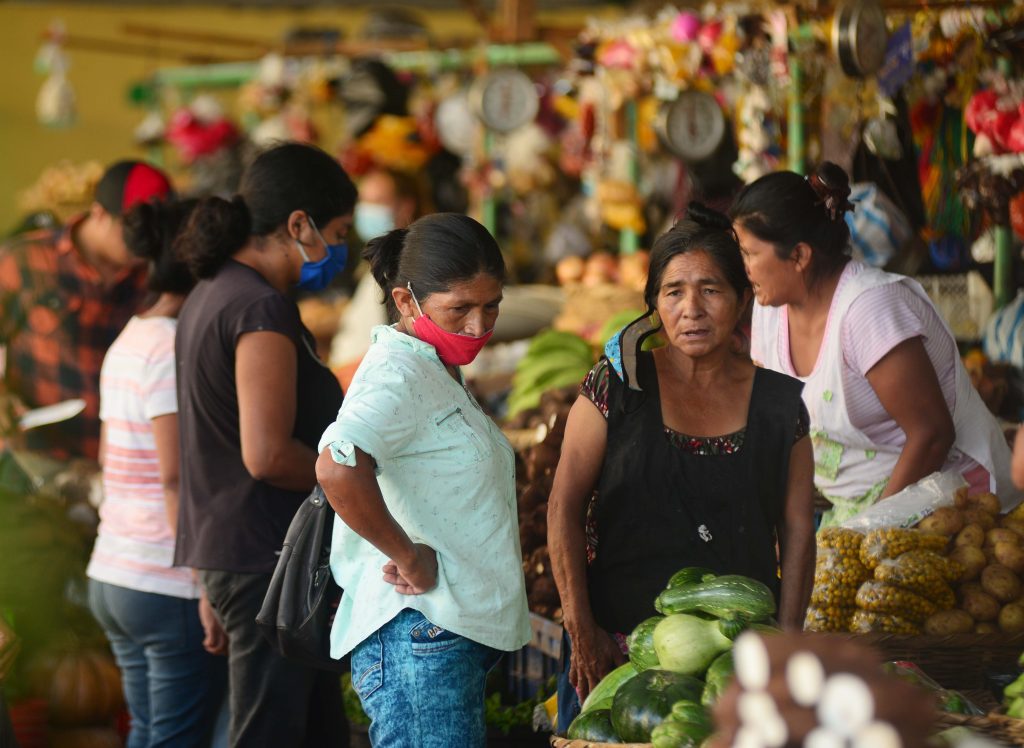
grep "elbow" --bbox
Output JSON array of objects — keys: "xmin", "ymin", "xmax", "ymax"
[
  {"xmin": 160, "ymin": 474, "xmax": 180, "ymax": 495},
  {"xmin": 242, "ymin": 444, "xmax": 285, "ymax": 483}
]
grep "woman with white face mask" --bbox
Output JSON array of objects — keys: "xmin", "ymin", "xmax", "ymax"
[
  {"xmin": 331, "ymin": 168, "xmax": 425, "ymax": 370},
  {"xmin": 316, "ymin": 213, "xmax": 529, "ymax": 748}
]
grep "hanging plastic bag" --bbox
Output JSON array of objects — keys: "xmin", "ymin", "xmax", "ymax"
[
  {"xmin": 840, "ymin": 470, "xmax": 967, "ymax": 531},
  {"xmin": 844, "ymin": 182, "xmax": 913, "ymax": 268}
]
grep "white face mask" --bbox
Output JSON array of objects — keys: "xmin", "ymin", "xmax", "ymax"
[{"xmin": 354, "ymin": 203, "xmax": 396, "ymax": 240}]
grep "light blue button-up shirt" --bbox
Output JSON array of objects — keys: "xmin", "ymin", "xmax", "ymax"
[{"xmin": 318, "ymin": 324, "xmax": 530, "ymax": 658}]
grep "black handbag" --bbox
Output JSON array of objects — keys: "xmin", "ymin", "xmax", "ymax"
[{"xmin": 256, "ymin": 485, "xmax": 346, "ymax": 672}]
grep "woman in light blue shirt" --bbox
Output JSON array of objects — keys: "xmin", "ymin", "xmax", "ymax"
[{"xmin": 316, "ymin": 213, "xmax": 530, "ymax": 748}]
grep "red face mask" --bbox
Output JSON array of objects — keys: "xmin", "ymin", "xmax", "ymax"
[{"xmin": 408, "ymin": 283, "xmax": 494, "ymax": 366}]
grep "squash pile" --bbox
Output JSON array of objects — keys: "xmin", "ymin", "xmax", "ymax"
[
  {"xmin": 566, "ymin": 568, "xmax": 777, "ymax": 746},
  {"xmin": 807, "ymin": 490, "xmax": 1024, "ymax": 635}
]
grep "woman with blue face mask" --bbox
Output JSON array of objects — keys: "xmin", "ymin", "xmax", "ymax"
[{"xmin": 173, "ymin": 142, "xmax": 357, "ymax": 747}]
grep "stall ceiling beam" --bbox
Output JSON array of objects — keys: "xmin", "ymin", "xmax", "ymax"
[{"xmin": 121, "ymin": 23, "xmax": 275, "ymax": 52}]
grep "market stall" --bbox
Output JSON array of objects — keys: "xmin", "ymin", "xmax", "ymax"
[{"xmin": 12, "ymin": 0, "xmax": 1024, "ymax": 745}]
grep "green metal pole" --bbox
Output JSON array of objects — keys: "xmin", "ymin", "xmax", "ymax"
[
  {"xmin": 788, "ymin": 57, "xmax": 805, "ymax": 175},
  {"xmin": 995, "ymin": 57, "xmax": 1014, "ymax": 310},
  {"xmin": 482, "ymin": 130, "xmax": 497, "ymax": 237},
  {"xmin": 619, "ymin": 99, "xmax": 639, "ymax": 256}
]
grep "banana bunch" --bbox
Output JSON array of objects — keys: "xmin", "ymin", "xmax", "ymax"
[{"xmin": 507, "ymin": 329, "xmax": 595, "ymax": 418}]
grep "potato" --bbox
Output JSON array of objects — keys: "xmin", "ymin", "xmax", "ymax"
[
  {"xmin": 1001, "ymin": 517, "xmax": 1024, "ymax": 537},
  {"xmin": 949, "ymin": 545, "xmax": 987, "ymax": 581},
  {"xmin": 962, "ymin": 507, "xmax": 997, "ymax": 531},
  {"xmin": 981, "ymin": 563, "xmax": 1022, "ymax": 603},
  {"xmin": 994, "ymin": 541, "xmax": 1024, "ymax": 575},
  {"xmin": 1000, "ymin": 601, "xmax": 1024, "ymax": 633},
  {"xmin": 955, "ymin": 524, "xmax": 985, "ymax": 548},
  {"xmin": 968, "ymin": 492, "xmax": 1002, "ymax": 516},
  {"xmin": 954, "ymin": 486, "xmax": 970, "ymax": 510},
  {"xmin": 960, "ymin": 583, "xmax": 1001, "ymax": 621},
  {"xmin": 917, "ymin": 507, "xmax": 964, "ymax": 536},
  {"xmin": 924, "ymin": 609, "xmax": 974, "ymax": 635},
  {"xmin": 975, "ymin": 622, "xmax": 999, "ymax": 634},
  {"xmin": 1007, "ymin": 501, "xmax": 1024, "ymax": 523},
  {"xmin": 987, "ymin": 528, "xmax": 1021, "ymax": 547}
]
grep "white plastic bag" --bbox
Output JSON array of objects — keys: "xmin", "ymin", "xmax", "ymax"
[{"xmin": 840, "ymin": 470, "xmax": 967, "ymax": 531}]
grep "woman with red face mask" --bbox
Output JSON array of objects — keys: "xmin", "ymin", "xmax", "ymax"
[{"xmin": 315, "ymin": 213, "xmax": 530, "ymax": 748}]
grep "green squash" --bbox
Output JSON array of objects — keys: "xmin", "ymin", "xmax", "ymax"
[
  {"xmin": 610, "ymin": 669, "xmax": 704, "ymax": 743},
  {"xmin": 567, "ymin": 708, "xmax": 621, "ymax": 742},
  {"xmin": 580, "ymin": 662, "xmax": 638, "ymax": 714},
  {"xmin": 656, "ymin": 575, "xmax": 776, "ymax": 622},
  {"xmin": 665, "ymin": 567, "xmax": 718, "ymax": 590},
  {"xmin": 627, "ymin": 616, "xmax": 664, "ymax": 671},
  {"xmin": 700, "ymin": 651, "xmax": 734, "ymax": 707}
]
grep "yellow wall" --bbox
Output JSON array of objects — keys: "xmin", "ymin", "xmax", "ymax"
[{"xmin": 0, "ymin": 2, "xmax": 618, "ymax": 231}]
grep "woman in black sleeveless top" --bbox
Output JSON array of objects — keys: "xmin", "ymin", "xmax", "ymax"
[{"xmin": 548, "ymin": 204, "xmax": 816, "ymax": 730}]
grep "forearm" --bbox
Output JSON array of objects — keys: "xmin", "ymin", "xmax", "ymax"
[
  {"xmin": 548, "ymin": 496, "xmax": 597, "ymax": 638},
  {"xmin": 245, "ymin": 440, "xmax": 319, "ymax": 493},
  {"xmin": 778, "ymin": 521, "xmax": 815, "ymax": 630},
  {"xmin": 316, "ymin": 450, "xmax": 417, "ymax": 567},
  {"xmin": 880, "ymin": 434, "xmax": 952, "ymax": 499},
  {"xmin": 163, "ymin": 487, "xmax": 179, "ymax": 536}
]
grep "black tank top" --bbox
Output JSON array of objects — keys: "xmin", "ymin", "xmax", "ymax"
[{"xmin": 587, "ymin": 352, "xmax": 804, "ymax": 633}]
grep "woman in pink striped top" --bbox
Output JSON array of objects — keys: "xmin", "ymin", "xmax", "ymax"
[
  {"xmin": 87, "ymin": 198, "xmax": 226, "ymax": 748},
  {"xmin": 731, "ymin": 162, "xmax": 1018, "ymax": 526}
]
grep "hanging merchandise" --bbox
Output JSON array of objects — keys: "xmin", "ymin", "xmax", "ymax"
[
  {"xmin": 470, "ymin": 68, "xmax": 541, "ymax": 134},
  {"xmin": 34, "ymin": 22, "xmax": 75, "ymax": 128},
  {"xmin": 832, "ymin": 0, "xmax": 889, "ymax": 79},
  {"xmin": 655, "ymin": 90, "xmax": 726, "ymax": 163},
  {"xmin": 166, "ymin": 95, "xmax": 241, "ymax": 164}
]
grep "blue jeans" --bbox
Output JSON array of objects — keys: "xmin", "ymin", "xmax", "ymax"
[
  {"xmin": 556, "ymin": 632, "xmax": 581, "ymax": 735},
  {"xmin": 350, "ymin": 609, "xmax": 502, "ymax": 748},
  {"xmin": 88, "ymin": 579, "xmax": 227, "ymax": 748}
]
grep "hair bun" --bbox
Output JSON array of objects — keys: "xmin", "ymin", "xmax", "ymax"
[
  {"xmin": 122, "ymin": 201, "xmax": 164, "ymax": 262},
  {"xmin": 687, "ymin": 201, "xmax": 733, "ymax": 231},
  {"xmin": 807, "ymin": 162, "xmax": 855, "ymax": 221}
]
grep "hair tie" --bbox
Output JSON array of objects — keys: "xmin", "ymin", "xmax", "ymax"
[{"xmin": 806, "ymin": 173, "xmax": 855, "ymax": 221}]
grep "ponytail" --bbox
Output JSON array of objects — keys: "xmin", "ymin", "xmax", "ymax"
[{"xmin": 176, "ymin": 195, "xmax": 251, "ymax": 280}]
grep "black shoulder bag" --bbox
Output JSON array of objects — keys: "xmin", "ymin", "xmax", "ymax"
[{"xmin": 256, "ymin": 485, "xmax": 346, "ymax": 672}]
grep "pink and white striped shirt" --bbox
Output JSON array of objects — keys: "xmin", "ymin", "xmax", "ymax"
[{"xmin": 87, "ymin": 316, "xmax": 198, "ymax": 599}]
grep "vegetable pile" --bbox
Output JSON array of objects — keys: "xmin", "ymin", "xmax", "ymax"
[
  {"xmin": 807, "ymin": 490, "xmax": 1024, "ymax": 635},
  {"xmin": 566, "ymin": 567, "xmax": 778, "ymax": 746},
  {"xmin": 507, "ymin": 381, "xmax": 577, "ymax": 621}
]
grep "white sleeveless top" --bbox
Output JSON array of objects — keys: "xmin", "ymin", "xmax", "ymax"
[{"xmin": 751, "ymin": 261, "xmax": 1018, "ymax": 524}]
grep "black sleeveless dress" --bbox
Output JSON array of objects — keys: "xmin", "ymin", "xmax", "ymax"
[{"xmin": 586, "ymin": 352, "xmax": 805, "ymax": 634}]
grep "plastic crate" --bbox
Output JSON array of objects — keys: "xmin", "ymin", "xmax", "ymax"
[
  {"xmin": 914, "ymin": 271, "xmax": 993, "ymax": 342},
  {"xmin": 504, "ymin": 614, "xmax": 563, "ymax": 702}
]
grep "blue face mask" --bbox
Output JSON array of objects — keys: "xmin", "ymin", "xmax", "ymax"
[
  {"xmin": 354, "ymin": 202, "xmax": 396, "ymax": 240},
  {"xmin": 295, "ymin": 217, "xmax": 348, "ymax": 292}
]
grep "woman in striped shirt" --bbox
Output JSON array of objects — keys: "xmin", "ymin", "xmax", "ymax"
[
  {"xmin": 732, "ymin": 161, "xmax": 1018, "ymax": 526},
  {"xmin": 87, "ymin": 198, "xmax": 226, "ymax": 748}
]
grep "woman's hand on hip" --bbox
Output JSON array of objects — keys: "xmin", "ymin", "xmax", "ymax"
[
  {"xmin": 383, "ymin": 543, "xmax": 438, "ymax": 594},
  {"xmin": 569, "ymin": 623, "xmax": 626, "ymax": 703}
]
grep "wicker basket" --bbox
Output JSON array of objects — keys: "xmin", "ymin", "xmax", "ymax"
[
  {"xmin": 550, "ymin": 739, "xmax": 650, "ymax": 748},
  {"xmin": 935, "ymin": 710, "xmax": 1024, "ymax": 746},
  {"xmin": 839, "ymin": 632, "xmax": 1024, "ymax": 691}
]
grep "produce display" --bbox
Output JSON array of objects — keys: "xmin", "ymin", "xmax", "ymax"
[
  {"xmin": 709, "ymin": 632, "xmax": 936, "ymax": 748},
  {"xmin": 507, "ymin": 380, "xmax": 577, "ymax": 621},
  {"xmin": 567, "ymin": 567, "xmax": 777, "ymax": 745},
  {"xmin": 807, "ymin": 490, "xmax": 1024, "ymax": 635},
  {"xmin": 1001, "ymin": 651, "xmax": 1024, "ymax": 718},
  {"xmin": 506, "ymin": 329, "xmax": 595, "ymax": 418}
]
